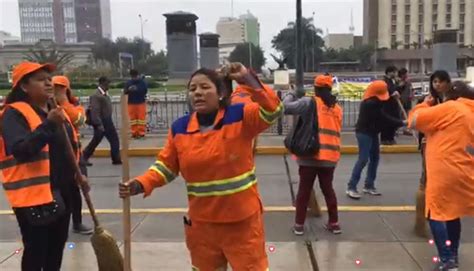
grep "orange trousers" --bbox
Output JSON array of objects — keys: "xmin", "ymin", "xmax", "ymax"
[
  {"xmin": 127, "ymin": 103, "xmax": 146, "ymax": 137},
  {"xmin": 184, "ymin": 211, "xmax": 268, "ymax": 271}
]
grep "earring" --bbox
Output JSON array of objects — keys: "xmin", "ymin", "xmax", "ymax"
[{"xmin": 219, "ymin": 97, "xmax": 223, "ymax": 101}]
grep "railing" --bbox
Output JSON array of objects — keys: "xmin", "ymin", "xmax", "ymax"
[{"xmin": 78, "ymin": 91, "xmax": 362, "ymax": 135}]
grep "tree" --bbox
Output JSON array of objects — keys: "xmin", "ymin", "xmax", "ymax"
[
  {"xmin": 271, "ymin": 17, "xmax": 325, "ymax": 71},
  {"xmin": 23, "ymin": 40, "xmax": 74, "ymax": 72},
  {"xmin": 228, "ymin": 43, "xmax": 266, "ymax": 72},
  {"xmin": 136, "ymin": 50, "xmax": 168, "ymax": 77},
  {"xmin": 92, "ymin": 37, "xmax": 153, "ymax": 70}
]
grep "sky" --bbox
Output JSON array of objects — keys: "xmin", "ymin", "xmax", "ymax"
[{"xmin": 0, "ymin": 0, "xmax": 363, "ymax": 68}]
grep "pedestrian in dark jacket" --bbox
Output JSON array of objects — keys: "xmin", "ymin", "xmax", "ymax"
[
  {"xmin": 83, "ymin": 76, "xmax": 121, "ymax": 165},
  {"xmin": 346, "ymin": 80, "xmax": 405, "ymax": 199},
  {"xmin": 381, "ymin": 65, "xmax": 402, "ymax": 145},
  {"xmin": 124, "ymin": 69, "xmax": 148, "ymax": 138}
]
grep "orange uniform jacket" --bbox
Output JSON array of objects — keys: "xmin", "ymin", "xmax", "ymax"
[
  {"xmin": 60, "ymin": 100, "xmax": 86, "ymax": 133},
  {"xmin": 408, "ymin": 98, "xmax": 474, "ymax": 221},
  {"xmin": 136, "ymin": 83, "xmax": 283, "ymax": 223},
  {"xmin": 231, "ymin": 85, "xmax": 255, "ymax": 104}
]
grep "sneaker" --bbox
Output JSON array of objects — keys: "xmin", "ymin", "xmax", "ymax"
[
  {"xmin": 73, "ymin": 224, "xmax": 93, "ymax": 235},
  {"xmin": 324, "ymin": 223, "xmax": 342, "ymax": 234},
  {"xmin": 292, "ymin": 224, "xmax": 304, "ymax": 236},
  {"xmin": 363, "ymin": 188, "xmax": 382, "ymax": 196},
  {"xmin": 85, "ymin": 160, "xmax": 93, "ymax": 167},
  {"xmin": 346, "ymin": 189, "xmax": 361, "ymax": 200},
  {"xmin": 432, "ymin": 260, "xmax": 458, "ymax": 271}
]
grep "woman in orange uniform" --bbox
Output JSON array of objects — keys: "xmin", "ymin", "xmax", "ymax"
[
  {"xmin": 408, "ymin": 82, "xmax": 474, "ymax": 270},
  {"xmin": 0, "ymin": 62, "xmax": 88, "ymax": 270},
  {"xmin": 52, "ymin": 75, "xmax": 93, "ymax": 235},
  {"xmin": 283, "ymin": 75, "xmax": 342, "ymax": 235},
  {"xmin": 119, "ymin": 63, "xmax": 283, "ymax": 270}
]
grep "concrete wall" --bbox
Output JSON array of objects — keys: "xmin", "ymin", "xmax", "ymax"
[{"xmin": 167, "ymin": 33, "xmax": 197, "ymax": 80}]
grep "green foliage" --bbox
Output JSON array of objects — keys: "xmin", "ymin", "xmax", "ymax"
[
  {"xmin": 92, "ymin": 37, "xmax": 167, "ymax": 76},
  {"xmin": 271, "ymin": 17, "xmax": 325, "ymax": 71},
  {"xmin": 322, "ymin": 45, "xmax": 375, "ymax": 69},
  {"xmin": 228, "ymin": 43, "xmax": 266, "ymax": 72}
]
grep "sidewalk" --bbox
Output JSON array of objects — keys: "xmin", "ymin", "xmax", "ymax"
[{"xmin": 84, "ymin": 133, "xmax": 419, "ymax": 157}]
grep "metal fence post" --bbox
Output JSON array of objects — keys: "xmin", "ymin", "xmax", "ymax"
[{"xmin": 277, "ymin": 90, "xmax": 283, "ymax": 135}]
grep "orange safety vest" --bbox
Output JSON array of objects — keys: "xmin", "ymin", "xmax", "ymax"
[
  {"xmin": 311, "ymin": 96, "xmax": 342, "ymax": 165},
  {"xmin": 0, "ymin": 102, "xmax": 79, "ymax": 208}
]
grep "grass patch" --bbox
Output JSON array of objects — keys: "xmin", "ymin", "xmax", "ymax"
[{"xmin": 0, "ymin": 85, "xmax": 186, "ymax": 97}]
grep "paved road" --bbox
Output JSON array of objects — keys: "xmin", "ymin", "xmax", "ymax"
[{"xmin": 1, "ymin": 154, "xmax": 473, "ymax": 270}]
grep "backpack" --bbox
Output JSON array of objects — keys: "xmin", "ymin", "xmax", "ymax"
[{"xmin": 284, "ymin": 98, "xmax": 320, "ymax": 156}]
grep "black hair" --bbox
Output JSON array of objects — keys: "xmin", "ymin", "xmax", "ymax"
[
  {"xmin": 446, "ymin": 81, "xmax": 474, "ymax": 101},
  {"xmin": 130, "ymin": 69, "xmax": 139, "ymax": 77},
  {"xmin": 314, "ymin": 86, "xmax": 337, "ymax": 108},
  {"xmin": 429, "ymin": 70, "xmax": 451, "ymax": 103},
  {"xmin": 187, "ymin": 68, "xmax": 231, "ymax": 108},
  {"xmin": 98, "ymin": 76, "xmax": 110, "ymax": 85},
  {"xmin": 385, "ymin": 65, "xmax": 397, "ymax": 75},
  {"xmin": 5, "ymin": 73, "xmax": 34, "ymax": 104},
  {"xmin": 398, "ymin": 68, "xmax": 408, "ymax": 77}
]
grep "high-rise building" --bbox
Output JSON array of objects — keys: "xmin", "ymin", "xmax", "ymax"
[
  {"xmin": 216, "ymin": 11, "xmax": 260, "ymax": 63},
  {"xmin": 18, "ymin": 0, "xmax": 111, "ymax": 44},
  {"xmin": 363, "ymin": 0, "xmax": 474, "ymax": 49},
  {"xmin": 75, "ymin": 0, "xmax": 112, "ymax": 42}
]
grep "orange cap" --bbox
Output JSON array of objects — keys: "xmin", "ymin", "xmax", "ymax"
[
  {"xmin": 314, "ymin": 75, "xmax": 333, "ymax": 88},
  {"xmin": 363, "ymin": 80, "xmax": 390, "ymax": 101},
  {"xmin": 52, "ymin": 75, "xmax": 71, "ymax": 90},
  {"xmin": 12, "ymin": 62, "xmax": 55, "ymax": 89}
]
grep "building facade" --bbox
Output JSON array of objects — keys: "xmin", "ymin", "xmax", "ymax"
[
  {"xmin": 216, "ymin": 11, "xmax": 260, "ymax": 64},
  {"xmin": 324, "ymin": 33, "xmax": 356, "ymax": 50},
  {"xmin": 18, "ymin": 0, "xmax": 111, "ymax": 44},
  {"xmin": 0, "ymin": 31, "xmax": 21, "ymax": 46},
  {"xmin": 0, "ymin": 39, "xmax": 94, "ymax": 73},
  {"xmin": 364, "ymin": 0, "xmax": 474, "ymax": 49}
]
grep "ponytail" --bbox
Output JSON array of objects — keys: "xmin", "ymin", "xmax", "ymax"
[{"xmin": 315, "ymin": 86, "xmax": 337, "ymax": 108}]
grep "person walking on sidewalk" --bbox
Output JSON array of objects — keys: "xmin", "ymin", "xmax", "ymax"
[
  {"xmin": 408, "ymin": 81, "xmax": 474, "ymax": 271},
  {"xmin": 347, "ymin": 80, "xmax": 405, "ymax": 200},
  {"xmin": 0, "ymin": 62, "xmax": 89, "ymax": 270},
  {"xmin": 381, "ymin": 66, "xmax": 402, "ymax": 145},
  {"xmin": 83, "ymin": 76, "xmax": 121, "ymax": 165},
  {"xmin": 283, "ymin": 74, "xmax": 343, "ymax": 235},
  {"xmin": 124, "ymin": 69, "xmax": 148, "ymax": 139},
  {"xmin": 119, "ymin": 63, "xmax": 283, "ymax": 270},
  {"xmin": 52, "ymin": 75, "xmax": 93, "ymax": 235}
]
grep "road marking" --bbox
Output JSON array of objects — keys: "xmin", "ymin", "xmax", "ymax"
[{"xmin": 0, "ymin": 206, "xmax": 416, "ymax": 215}]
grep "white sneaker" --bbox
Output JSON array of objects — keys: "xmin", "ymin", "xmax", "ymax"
[
  {"xmin": 346, "ymin": 189, "xmax": 361, "ymax": 199},
  {"xmin": 363, "ymin": 188, "xmax": 382, "ymax": 196}
]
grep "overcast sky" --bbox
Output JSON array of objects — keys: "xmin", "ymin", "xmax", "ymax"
[{"xmin": 0, "ymin": 0, "xmax": 363, "ymax": 68}]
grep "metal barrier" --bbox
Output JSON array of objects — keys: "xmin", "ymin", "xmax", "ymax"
[{"xmin": 79, "ymin": 91, "xmax": 361, "ymax": 135}]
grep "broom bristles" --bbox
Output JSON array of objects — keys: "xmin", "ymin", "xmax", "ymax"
[
  {"xmin": 91, "ymin": 227, "xmax": 124, "ymax": 271},
  {"xmin": 414, "ymin": 189, "xmax": 429, "ymax": 238},
  {"xmin": 309, "ymin": 190, "xmax": 322, "ymax": 217}
]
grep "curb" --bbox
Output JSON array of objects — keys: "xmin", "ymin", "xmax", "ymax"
[{"xmin": 93, "ymin": 145, "xmax": 419, "ymax": 157}]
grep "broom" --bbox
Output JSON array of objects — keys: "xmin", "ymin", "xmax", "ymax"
[
  {"xmin": 49, "ymin": 98, "xmax": 124, "ymax": 270},
  {"xmin": 395, "ymin": 98, "xmax": 428, "ymax": 238},
  {"xmin": 120, "ymin": 94, "xmax": 132, "ymax": 270}
]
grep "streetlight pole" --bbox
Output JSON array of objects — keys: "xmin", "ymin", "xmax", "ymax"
[
  {"xmin": 295, "ymin": 0, "xmax": 304, "ymax": 96},
  {"xmin": 312, "ymin": 11, "xmax": 315, "ymax": 72},
  {"xmin": 248, "ymin": 42, "xmax": 253, "ymax": 69},
  {"xmin": 139, "ymin": 14, "xmax": 144, "ymax": 40}
]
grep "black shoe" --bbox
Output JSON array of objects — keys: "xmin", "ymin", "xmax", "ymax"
[
  {"xmin": 112, "ymin": 160, "xmax": 122, "ymax": 165},
  {"xmin": 85, "ymin": 160, "xmax": 93, "ymax": 167},
  {"xmin": 73, "ymin": 224, "xmax": 93, "ymax": 235}
]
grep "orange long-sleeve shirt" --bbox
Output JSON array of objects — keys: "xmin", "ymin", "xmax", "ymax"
[
  {"xmin": 136, "ymin": 83, "xmax": 283, "ymax": 223},
  {"xmin": 408, "ymin": 99, "xmax": 474, "ymax": 221}
]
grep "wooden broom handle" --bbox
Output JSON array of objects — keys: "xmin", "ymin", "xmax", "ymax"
[
  {"xmin": 49, "ymin": 98, "xmax": 100, "ymax": 228},
  {"xmin": 120, "ymin": 94, "xmax": 132, "ymax": 271},
  {"xmin": 395, "ymin": 98, "xmax": 419, "ymax": 143}
]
